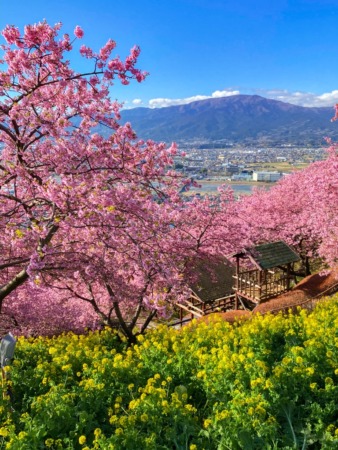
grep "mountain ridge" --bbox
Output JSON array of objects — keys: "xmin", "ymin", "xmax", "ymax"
[{"xmin": 119, "ymin": 95, "xmax": 337, "ymax": 145}]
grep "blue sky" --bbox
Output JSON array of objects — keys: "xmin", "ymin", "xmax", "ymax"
[{"xmin": 2, "ymin": 0, "xmax": 338, "ymax": 109}]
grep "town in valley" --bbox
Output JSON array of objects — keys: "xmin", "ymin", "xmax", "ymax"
[{"xmin": 174, "ymin": 142, "xmax": 325, "ymax": 193}]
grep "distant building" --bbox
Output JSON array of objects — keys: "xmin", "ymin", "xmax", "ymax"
[
  {"xmin": 252, "ymin": 171, "xmax": 283, "ymax": 182},
  {"xmin": 225, "ymin": 164, "xmax": 240, "ymax": 175},
  {"xmin": 232, "ymin": 170, "xmax": 253, "ymax": 181}
]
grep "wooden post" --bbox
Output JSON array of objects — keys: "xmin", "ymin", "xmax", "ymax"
[
  {"xmin": 258, "ymin": 270, "xmax": 262, "ymax": 302},
  {"xmin": 286, "ymin": 263, "xmax": 291, "ymax": 291},
  {"xmin": 235, "ymin": 256, "xmax": 240, "ymax": 310}
]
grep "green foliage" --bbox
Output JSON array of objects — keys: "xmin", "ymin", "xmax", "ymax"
[{"xmin": 1, "ymin": 297, "xmax": 338, "ymax": 449}]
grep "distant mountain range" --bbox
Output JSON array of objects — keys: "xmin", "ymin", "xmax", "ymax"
[{"xmin": 119, "ymin": 95, "xmax": 338, "ymax": 146}]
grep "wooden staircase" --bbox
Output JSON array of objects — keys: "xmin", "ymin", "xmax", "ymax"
[{"xmin": 175, "ymin": 299, "xmax": 204, "ymax": 318}]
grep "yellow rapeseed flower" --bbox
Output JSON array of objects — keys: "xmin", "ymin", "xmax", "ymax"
[
  {"xmin": 140, "ymin": 413, "xmax": 148, "ymax": 422},
  {"xmin": 79, "ymin": 435, "xmax": 86, "ymax": 445},
  {"xmin": 94, "ymin": 428, "xmax": 101, "ymax": 438},
  {"xmin": 109, "ymin": 415, "xmax": 118, "ymax": 424},
  {"xmin": 203, "ymin": 418, "xmax": 212, "ymax": 428}
]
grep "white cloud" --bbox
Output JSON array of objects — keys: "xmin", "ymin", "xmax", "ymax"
[
  {"xmin": 132, "ymin": 98, "xmax": 142, "ymax": 105},
  {"xmin": 148, "ymin": 89, "xmax": 240, "ymax": 108},
  {"xmin": 317, "ymin": 90, "xmax": 338, "ymax": 104},
  {"xmin": 211, "ymin": 89, "xmax": 240, "ymax": 98},
  {"xmin": 149, "ymin": 95, "xmax": 208, "ymax": 108},
  {"xmin": 258, "ymin": 89, "xmax": 338, "ymax": 108}
]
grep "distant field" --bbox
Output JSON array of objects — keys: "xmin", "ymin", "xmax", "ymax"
[{"xmin": 247, "ymin": 161, "xmax": 309, "ymax": 172}]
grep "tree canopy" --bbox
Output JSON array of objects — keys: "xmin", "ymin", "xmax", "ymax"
[{"xmin": 0, "ymin": 22, "xmax": 243, "ymax": 341}]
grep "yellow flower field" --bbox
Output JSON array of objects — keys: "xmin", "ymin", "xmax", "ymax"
[{"xmin": 0, "ymin": 296, "xmax": 338, "ymax": 449}]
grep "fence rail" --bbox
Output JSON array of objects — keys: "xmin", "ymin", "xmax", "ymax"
[
  {"xmin": 233, "ymin": 269, "xmax": 289, "ymax": 302},
  {"xmin": 173, "ymin": 294, "xmax": 236, "ymax": 328}
]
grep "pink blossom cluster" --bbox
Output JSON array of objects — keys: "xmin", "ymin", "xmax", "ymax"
[{"xmin": 74, "ymin": 25, "xmax": 84, "ymax": 39}]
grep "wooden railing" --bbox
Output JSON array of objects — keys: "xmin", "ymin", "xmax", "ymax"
[
  {"xmin": 233, "ymin": 269, "xmax": 290, "ymax": 302},
  {"xmin": 233, "ymin": 269, "xmax": 261, "ymax": 301},
  {"xmin": 203, "ymin": 295, "xmax": 236, "ymax": 314},
  {"xmin": 174, "ymin": 294, "xmax": 236, "ymax": 327},
  {"xmin": 175, "ymin": 299, "xmax": 204, "ymax": 318}
]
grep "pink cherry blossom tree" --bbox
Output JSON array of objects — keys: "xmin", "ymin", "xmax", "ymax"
[
  {"xmin": 237, "ymin": 142, "xmax": 338, "ymax": 276},
  {"xmin": 3, "ymin": 185, "xmax": 242, "ymax": 342},
  {"xmin": 0, "ymin": 21, "xmax": 146, "ymax": 299},
  {"xmin": 0, "ymin": 21, "xmax": 243, "ymax": 341}
]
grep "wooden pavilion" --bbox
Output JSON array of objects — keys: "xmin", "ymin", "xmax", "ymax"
[
  {"xmin": 175, "ymin": 258, "xmax": 236, "ymax": 324},
  {"xmin": 233, "ymin": 241, "xmax": 300, "ymax": 308}
]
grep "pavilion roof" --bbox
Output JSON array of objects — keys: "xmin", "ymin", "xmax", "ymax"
[
  {"xmin": 190, "ymin": 258, "xmax": 235, "ymax": 303},
  {"xmin": 235, "ymin": 241, "xmax": 300, "ymax": 270}
]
